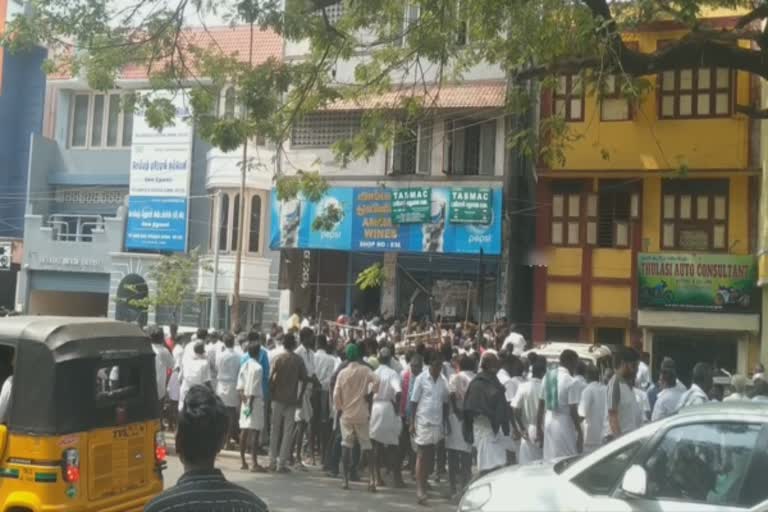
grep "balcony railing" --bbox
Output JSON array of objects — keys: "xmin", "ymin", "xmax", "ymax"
[{"xmin": 47, "ymin": 214, "xmax": 105, "ymax": 242}]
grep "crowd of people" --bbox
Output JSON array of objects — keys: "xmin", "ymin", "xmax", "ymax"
[{"xmin": 146, "ymin": 312, "xmax": 768, "ymax": 507}]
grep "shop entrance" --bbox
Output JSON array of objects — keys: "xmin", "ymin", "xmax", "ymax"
[
  {"xmin": 653, "ymin": 333, "xmax": 738, "ymax": 387},
  {"xmin": 28, "ymin": 290, "xmax": 108, "ymax": 317}
]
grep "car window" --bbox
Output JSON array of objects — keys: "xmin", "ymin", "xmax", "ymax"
[
  {"xmin": 571, "ymin": 441, "xmax": 644, "ymax": 495},
  {"xmin": 643, "ymin": 422, "xmax": 766, "ymax": 507}
]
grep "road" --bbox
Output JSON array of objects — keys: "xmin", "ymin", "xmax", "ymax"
[{"xmin": 163, "ymin": 452, "xmax": 455, "ymax": 512}]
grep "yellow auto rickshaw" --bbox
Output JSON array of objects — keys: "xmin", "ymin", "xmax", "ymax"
[{"xmin": 0, "ymin": 316, "xmax": 166, "ymax": 511}]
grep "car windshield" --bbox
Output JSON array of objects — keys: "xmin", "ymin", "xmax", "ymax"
[{"xmin": 554, "ymin": 455, "xmax": 582, "ymax": 474}]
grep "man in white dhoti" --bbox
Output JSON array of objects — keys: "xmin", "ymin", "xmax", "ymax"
[
  {"xmin": 446, "ymin": 355, "xmax": 475, "ymax": 497},
  {"xmin": 536, "ymin": 349, "xmax": 581, "ymax": 462},
  {"xmin": 497, "ymin": 352, "xmax": 525, "ymax": 464},
  {"xmin": 410, "ymin": 356, "xmax": 449, "ymax": 505},
  {"xmin": 512, "ymin": 356, "xmax": 546, "ymax": 464},
  {"xmin": 215, "ymin": 333, "xmax": 242, "ymax": 449},
  {"xmin": 237, "ymin": 342, "xmax": 265, "ymax": 472},
  {"xmin": 577, "ymin": 365, "xmax": 606, "ymax": 454},
  {"xmin": 293, "ymin": 327, "xmax": 319, "ymax": 470},
  {"xmin": 370, "ymin": 347, "xmax": 404, "ymax": 488},
  {"xmin": 179, "ymin": 342, "xmax": 211, "ymax": 412},
  {"xmin": 463, "ymin": 352, "xmax": 509, "ymax": 476}
]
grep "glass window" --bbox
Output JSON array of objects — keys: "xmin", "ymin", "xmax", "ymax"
[
  {"xmin": 554, "ymin": 74, "xmax": 584, "ymax": 122},
  {"xmin": 122, "ymin": 105, "xmax": 134, "ymax": 146},
  {"xmin": 219, "ymin": 193, "xmax": 229, "ymax": 252},
  {"xmin": 659, "ymin": 64, "xmax": 732, "ymax": 119},
  {"xmin": 231, "ymin": 194, "xmax": 240, "ymax": 252},
  {"xmin": 662, "ymin": 180, "xmax": 729, "ymax": 251},
  {"xmin": 572, "ymin": 441, "xmax": 644, "ymax": 495},
  {"xmin": 643, "ymin": 422, "xmax": 766, "ymax": 507},
  {"xmin": 91, "ymin": 94, "xmax": 105, "ymax": 147},
  {"xmin": 106, "ymin": 94, "xmax": 121, "ymax": 147},
  {"xmin": 224, "ymin": 87, "xmax": 236, "ymax": 118},
  {"xmin": 71, "ymin": 95, "xmax": 90, "ymax": 147},
  {"xmin": 249, "ymin": 195, "xmax": 262, "ymax": 253}
]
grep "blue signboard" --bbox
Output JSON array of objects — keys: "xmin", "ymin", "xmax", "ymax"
[
  {"xmin": 270, "ymin": 186, "xmax": 502, "ymax": 255},
  {"xmin": 126, "ymin": 196, "xmax": 188, "ymax": 252}
]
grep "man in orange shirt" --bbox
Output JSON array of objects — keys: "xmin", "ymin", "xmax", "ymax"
[{"xmin": 334, "ymin": 343, "xmax": 379, "ymax": 492}]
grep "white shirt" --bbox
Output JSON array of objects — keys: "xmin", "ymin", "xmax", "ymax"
[
  {"xmin": 268, "ymin": 344, "xmax": 285, "ymax": 364},
  {"xmin": 172, "ymin": 344, "xmax": 184, "ymax": 370},
  {"xmin": 724, "ymin": 392, "xmax": 748, "ymax": 402},
  {"xmin": 295, "ymin": 345, "xmax": 316, "ymax": 377},
  {"xmin": 571, "ymin": 375, "xmax": 587, "ymax": 405},
  {"xmin": 215, "ymin": 348, "xmax": 242, "ymax": 407},
  {"xmin": 676, "ymin": 383, "xmax": 709, "ymax": 410},
  {"xmin": 578, "ymin": 381, "xmax": 606, "ymax": 447},
  {"xmin": 151, "ymin": 344, "xmax": 174, "ymax": 400},
  {"xmin": 636, "ymin": 361, "xmax": 651, "ymax": 390},
  {"xmin": 634, "ymin": 387, "xmax": 651, "ymax": 424},
  {"xmin": 539, "ymin": 366, "xmax": 580, "ymax": 415},
  {"xmin": 181, "ymin": 357, "xmax": 211, "ymax": 388},
  {"xmin": 0, "ymin": 376, "xmax": 12, "ymax": 423},
  {"xmin": 752, "ymin": 395, "xmax": 768, "ymax": 402},
  {"xmin": 237, "ymin": 358, "xmax": 264, "ymax": 401},
  {"xmin": 314, "ymin": 349, "xmax": 337, "ymax": 391},
  {"xmin": 502, "ymin": 332, "xmax": 526, "ymax": 356},
  {"xmin": 512, "ymin": 377, "xmax": 542, "ymax": 429},
  {"xmin": 373, "ymin": 365, "xmax": 402, "ymax": 402},
  {"xmin": 606, "ymin": 375, "xmax": 641, "ymax": 435},
  {"xmin": 497, "ymin": 369, "xmax": 521, "ymax": 406},
  {"xmin": 411, "ymin": 371, "xmax": 449, "ymax": 426},
  {"xmin": 652, "ymin": 386, "xmax": 684, "ymax": 421}
]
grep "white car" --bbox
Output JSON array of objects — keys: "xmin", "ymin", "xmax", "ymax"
[{"xmin": 459, "ymin": 401, "xmax": 768, "ymax": 512}]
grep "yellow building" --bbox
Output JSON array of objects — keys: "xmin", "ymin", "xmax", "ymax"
[{"xmin": 532, "ymin": 16, "xmax": 761, "ymax": 382}]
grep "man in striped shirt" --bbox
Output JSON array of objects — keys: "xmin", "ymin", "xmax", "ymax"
[{"xmin": 145, "ymin": 385, "xmax": 268, "ymax": 512}]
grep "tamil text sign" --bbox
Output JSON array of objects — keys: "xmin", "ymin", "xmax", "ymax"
[
  {"xmin": 638, "ymin": 253, "xmax": 757, "ymax": 313},
  {"xmin": 391, "ymin": 188, "xmax": 431, "ymax": 224},
  {"xmin": 449, "ymin": 187, "xmax": 492, "ymax": 224},
  {"xmin": 126, "ymin": 91, "xmax": 193, "ymax": 252},
  {"xmin": 270, "ymin": 186, "xmax": 502, "ymax": 255}
]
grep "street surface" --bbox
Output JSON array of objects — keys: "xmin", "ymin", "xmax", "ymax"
[{"xmin": 163, "ymin": 453, "xmax": 455, "ymax": 512}]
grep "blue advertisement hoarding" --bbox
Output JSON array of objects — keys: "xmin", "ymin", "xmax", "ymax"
[
  {"xmin": 126, "ymin": 196, "xmax": 188, "ymax": 252},
  {"xmin": 270, "ymin": 186, "xmax": 502, "ymax": 255}
]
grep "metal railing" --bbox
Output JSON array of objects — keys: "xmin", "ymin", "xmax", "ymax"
[{"xmin": 47, "ymin": 214, "xmax": 105, "ymax": 242}]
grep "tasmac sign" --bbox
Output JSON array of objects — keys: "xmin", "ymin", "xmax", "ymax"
[{"xmin": 125, "ymin": 92, "xmax": 193, "ymax": 252}]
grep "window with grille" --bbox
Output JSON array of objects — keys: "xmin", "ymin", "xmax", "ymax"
[
  {"xmin": 249, "ymin": 195, "xmax": 262, "ymax": 253},
  {"xmin": 70, "ymin": 92, "xmax": 134, "ymax": 148},
  {"xmin": 661, "ymin": 180, "xmax": 728, "ymax": 251},
  {"xmin": 554, "ymin": 74, "xmax": 584, "ymax": 122},
  {"xmin": 551, "ymin": 183, "xmax": 583, "ymax": 246},
  {"xmin": 596, "ymin": 181, "xmax": 637, "ymax": 248},
  {"xmin": 600, "ymin": 43, "xmax": 638, "ymax": 121},
  {"xmin": 444, "ymin": 119, "xmax": 496, "ymax": 176},
  {"xmin": 291, "ymin": 112, "xmax": 362, "ymax": 148},
  {"xmin": 391, "ymin": 122, "xmax": 431, "ymax": 175},
  {"xmin": 657, "ymin": 42, "xmax": 732, "ymax": 119},
  {"xmin": 213, "ymin": 191, "xmax": 265, "ymax": 254},
  {"xmin": 318, "ymin": 1, "xmax": 344, "ymax": 24}
]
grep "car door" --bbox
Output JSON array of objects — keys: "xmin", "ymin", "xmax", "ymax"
[{"xmin": 591, "ymin": 420, "xmax": 768, "ymax": 512}]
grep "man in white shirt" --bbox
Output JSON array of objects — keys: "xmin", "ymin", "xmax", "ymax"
[
  {"xmin": 215, "ymin": 333, "xmax": 242, "ymax": 449},
  {"xmin": 606, "ymin": 348, "xmax": 641, "ymax": 440},
  {"xmin": 313, "ymin": 335, "xmax": 337, "ymax": 465},
  {"xmin": 370, "ymin": 347, "xmax": 403, "ymax": 488},
  {"xmin": 293, "ymin": 327, "xmax": 319, "ymax": 469},
  {"xmin": 724, "ymin": 374, "xmax": 749, "ymax": 402},
  {"xmin": 636, "ymin": 357, "xmax": 651, "ymax": 391},
  {"xmin": 501, "ymin": 330, "xmax": 526, "ymax": 356},
  {"xmin": 577, "ymin": 365, "xmax": 606, "ymax": 454},
  {"xmin": 148, "ymin": 326, "xmax": 174, "ymax": 401},
  {"xmin": 512, "ymin": 356, "xmax": 546, "ymax": 463},
  {"xmin": 497, "ymin": 352, "xmax": 525, "ymax": 462},
  {"xmin": 537, "ymin": 350, "xmax": 581, "ymax": 462},
  {"xmin": 179, "ymin": 342, "xmax": 211, "ymax": 411},
  {"xmin": 651, "ymin": 368, "xmax": 684, "ymax": 421},
  {"xmin": 410, "ymin": 356, "xmax": 449, "ymax": 505},
  {"xmin": 677, "ymin": 362, "xmax": 712, "ymax": 411}
]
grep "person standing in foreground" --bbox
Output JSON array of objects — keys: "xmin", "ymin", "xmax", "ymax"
[
  {"xmin": 238, "ymin": 342, "xmax": 266, "ymax": 472},
  {"xmin": 145, "ymin": 385, "xmax": 268, "ymax": 512},
  {"xmin": 462, "ymin": 352, "xmax": 509, "ymax": 476},
  {"xmin": 576, "ymin": 365, "xmax": 606, "ymax": 454},
  {"xmin": 369, "ymin": 347, "xmax": 403, "ymax": 488},
  {"xmin": 268, "ymin": 333, "xmax": 308, "ymax": 473},
  {"xmin": 445, "ymin": 355, "xmax": 475, "ymax": 496},
  {"xmin": 410, "ymin": 355, "xmax": 449, "ymax": 505},
  {"xmin": 536, "ymin": 349, "xmax": 581, "ymax": 462},
  {"xmin": 650, "ymin": 368, "xmax": 683, "ymax": 421},
  {"xmin": 605, "ymin": 348, "xmax": 642, "ymax": 440},
  {"xmin": 215, "ymin": 334, "xmax": 242, "ymax": 449},
  {"xmin": 512, "ymin": 356, "xmax": 546, "ymax": 463},
  {"xmin": 334, "ymin": 343, "xmax": 379, "ymax": 491},
  {"xmin": 676, "ymin": 362, "xmax": 712, "ymax": 410}
]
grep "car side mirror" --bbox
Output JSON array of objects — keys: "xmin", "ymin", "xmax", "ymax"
[{"xmin": 621, "ymin": 465, "xmax": 647, "ymax": 497}]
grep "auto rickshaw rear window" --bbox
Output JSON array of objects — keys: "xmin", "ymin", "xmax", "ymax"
[{"xmin": 96, "ymin": 362, "xmax": 141, "ymax": 403}]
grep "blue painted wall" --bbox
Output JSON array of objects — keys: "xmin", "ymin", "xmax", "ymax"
[{"xmin": 0, "ymin": 46, "xmax": 46, "ymax": 238}]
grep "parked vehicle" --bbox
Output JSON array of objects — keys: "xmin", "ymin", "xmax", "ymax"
[
  {"xmin": 524, "ymin": 342, "xmax": 613, "ymax": 375},
  {"xmin": 458, "ymin": 401, "xmax": 768, "ymax": 512},
  {"xmin": 0, "ymin": 316, "xmax": 165, "ymax": 512}
]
